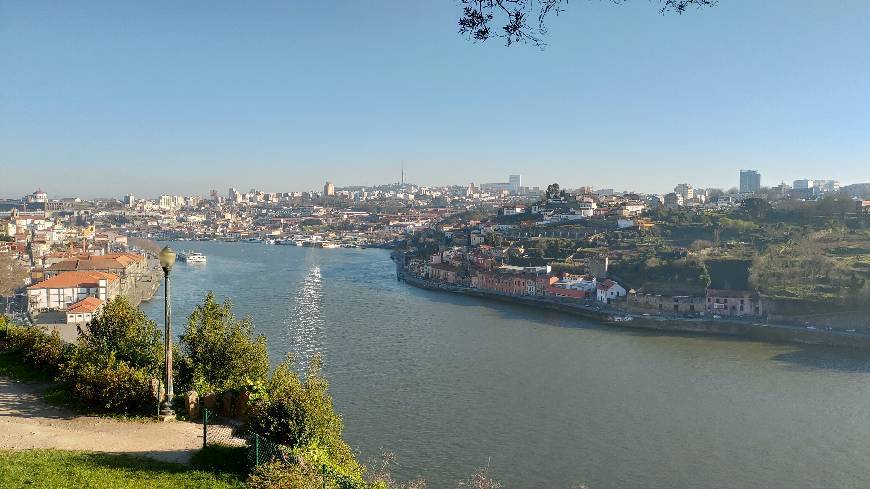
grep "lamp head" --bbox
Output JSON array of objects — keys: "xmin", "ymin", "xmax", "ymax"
[{"xmin": 158, "ymin": 246, "xmax": 176, "ymax": 271}]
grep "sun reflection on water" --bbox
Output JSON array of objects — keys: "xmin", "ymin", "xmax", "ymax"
[{"xmin": 286, "ymin": 265, "xmax": 324, "ymax": 368}]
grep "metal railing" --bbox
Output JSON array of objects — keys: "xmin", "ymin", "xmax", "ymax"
[{"xmin": 201, "ymin": 407, "xmax": 282, "ymax": 469}]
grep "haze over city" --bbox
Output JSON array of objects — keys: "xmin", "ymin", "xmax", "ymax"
[{"xmin": 3, "ymin": 0, "xmax": 869, "ymax": 198}]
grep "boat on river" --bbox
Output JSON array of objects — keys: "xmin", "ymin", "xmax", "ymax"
[{"xmin": 178, "ymin": 251, "xmax": 207, "ymax": 263}]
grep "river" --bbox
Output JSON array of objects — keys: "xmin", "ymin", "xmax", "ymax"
[{"xmin": 141, "ymin": 242, "xmax": 870, "ymax": 488}]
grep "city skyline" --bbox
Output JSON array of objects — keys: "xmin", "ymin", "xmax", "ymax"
[
  {"xmin": 2, "ymin": 1, "xmax": 869, "ymax": 197},
  {"xmin": 5, "ymin": 168, "xmax": 869, "ymax": 202}
]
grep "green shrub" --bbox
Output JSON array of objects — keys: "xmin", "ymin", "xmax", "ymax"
[
  {"xmin": 58, "ymin": 350, "xmax": 156, "ymax": 414},
  {"xmin": 247, "ymin": 460, "xmax": 325, "ymax": 489},
  {"xmin": 55, "ymin": 297, "xmax": 164, "ymax": 415},
  {"xmin": 247, "ymin": 355, "xmax": 363, "ymax": 483},
  {"xmin": 247, "ymin": 458, "xmax": 364, "ymax": 489},
  {"xmin": 6, "ymin": 326, "xmax": 68, "ymax": 374},
  {"xmin": 177, "ymin": 292, "xmax": 269, "ymax": 394},
  {"xmin": 81, "ymin": 296, "xmax": 162, "ymax": 374}
]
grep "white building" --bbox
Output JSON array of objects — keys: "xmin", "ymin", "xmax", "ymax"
[
  {"xmin": 65, "ymin": 296, "xmax": 103, "ymax": 325},
  {"xmin": 596, "ymin": 279, "xmax": 627, "ymax": 304},
  {"xmin": 27, "ymin": 271, "xmax": 120, "ymax": 312}
]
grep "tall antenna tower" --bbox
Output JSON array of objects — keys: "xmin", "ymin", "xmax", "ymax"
[{"xmin": 401, "ymin": 163, "xmax": 404, "ymax": 186}]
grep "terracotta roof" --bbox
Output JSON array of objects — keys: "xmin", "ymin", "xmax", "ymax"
[
  {"xmin": 597, "ymin": 279, "xmax": 619, "ymax": 291},
  {"xmin": 47, "ymin": 253, "xmax": 143, "ymax": 273},
  {"xmin": 28, "ymin": 271, "xmax": 119, "ymax": 289},
  {"xmin": 67, "ymin": 296, "xmax": 103, "ymax": 314}
]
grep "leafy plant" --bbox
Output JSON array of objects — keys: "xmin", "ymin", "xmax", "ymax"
[
  {"xmin": 6, "ymin": 325, "xmax": 69, "ymax": 374},
  {"xmin": 177, "ymin": 292, "xmax": 269, "ymax": 394},
  {"xmin": 80, "ymin": 296, "xmax": 163, "ymax": 374},
  {"xmin": 58, "ymin": 350, "xmax": 156, "ymax": 414},
  {"xmin": 247, "ymin": 354, "xmax": 362, "ymax": 483}
]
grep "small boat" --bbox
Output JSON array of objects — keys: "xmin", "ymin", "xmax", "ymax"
[
  {"xmin": 320, "ymin": 242, "xmax": 340, "ymax": 249},
  {"xmin": 178, "ymin": 251, "xmax": 207, "ymax": 263}
]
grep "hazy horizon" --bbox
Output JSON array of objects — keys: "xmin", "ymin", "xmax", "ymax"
[{"xmin": 2, "ymin": 0, "xmax": 869, "ymax": 198}]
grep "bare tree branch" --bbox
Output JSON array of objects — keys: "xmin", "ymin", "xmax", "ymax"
[{"xmin": 459, "ymin": 0, "xmax": 718, "ymax": 48}]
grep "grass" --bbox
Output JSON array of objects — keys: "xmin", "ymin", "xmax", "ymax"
[
  {"xmin": 191, "ymin": 444, "xmax": 251, "ymax": 479},
  {"xmin": 0, "ymin": 349, "xmax": 54, "ymax": 382},
  {"xmin": 0, "ymin": 449, "xmax": 246, "ymax": 489}
]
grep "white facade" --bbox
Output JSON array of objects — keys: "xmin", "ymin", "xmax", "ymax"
[
  {"xmin": 27, "ymin": 275, "xmax": 118, "ymax": 312},
  {"xmin": 597, "ymin": 281, "xmax": 627, "ymax": 303}
]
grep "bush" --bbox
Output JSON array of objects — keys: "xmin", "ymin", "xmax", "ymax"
[
  {"xmin": 6, "ymin": 326, "xmax": 68, "ymax": 374},
  {"xmin": 55, "ymin": 296, "xmax": 163, "ymax": 415},
  {"xmin": 247, "ymin": 458, "xmax": 364, "ymax": 489},
  {"xmin": 178, "ymin": 292, "xmax": 269, "ymax": 394},
  {"xmin": 247, "ymin": 355, "xmax": 363, "ymax": 483},
  {"xmin": 247, "ymin": 460, "xmax": 326, "ymax": 489},
  {"xmin": 81, "ymin": 296, "xmax": 163, "ymax": 374},
  {"xmin": 58, "ymin": 350, "xmax": 157, "ymax": 415}
]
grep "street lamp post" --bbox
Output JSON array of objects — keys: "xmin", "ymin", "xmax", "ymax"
[{"xmin": 158, "ymin": 246, "xmax": 176, "ymax": 420}]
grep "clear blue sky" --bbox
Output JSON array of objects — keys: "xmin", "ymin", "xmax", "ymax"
[{"xmin": 1, "ymin": 0, "xmax": 868, "ymax": 199}]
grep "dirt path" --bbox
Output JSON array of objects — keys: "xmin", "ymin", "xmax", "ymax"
[{"xmin": 0, "ymin": 376, "xmax": 203, "ymax": 464}]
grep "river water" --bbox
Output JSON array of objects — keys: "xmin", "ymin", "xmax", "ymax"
[{"xmin": 141, "ymin": 242, "xmax": 870, "ymax": 488}]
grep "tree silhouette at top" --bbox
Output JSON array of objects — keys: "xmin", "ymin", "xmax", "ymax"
[{"xmin": 459, "ymin": 0, "xmax": 718, "ymax": 48}]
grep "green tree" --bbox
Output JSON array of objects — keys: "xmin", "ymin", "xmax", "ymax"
[
  {"xmin": 178, "ymin": 292, "xmax": 270, "ymax": 394},
  {"xmin": 58, "ymin": 296, "xmax": 163, "ymax": 415},
  {"xmin": 546, "ymin": 183, "xmax": 560, "ymax": 199},
  {"xmin": 79, "ymin": 296, "xmax": 162, "ymax": 374}
]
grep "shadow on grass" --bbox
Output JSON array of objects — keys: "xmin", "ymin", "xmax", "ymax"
[
  {"xmin": 0, "ymin": 449, "xmax": 246, "ymax": 488},
  {"xmin": 0, "ymin": 351, "xmax": 55, "ymax": 383},
  {"xmin": 0, "ymin": 349, "xmax": 158, "ymax": 421},
  {"xmin": 191, "ymin": 444, "xmax": 251, "ymax": 479}
]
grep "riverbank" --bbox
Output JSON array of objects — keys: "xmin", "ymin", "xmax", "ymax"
[{"xmin": 397, "ymin": 269, "xmax": 870, "ymax": 349}]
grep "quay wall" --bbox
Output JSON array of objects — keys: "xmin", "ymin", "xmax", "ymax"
[{"xmin": 397, "ymin": 270, "xmax": 870, "ymax": 350}]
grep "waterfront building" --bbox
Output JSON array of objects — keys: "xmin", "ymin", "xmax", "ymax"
[
  {"xmin": 26, "ymin": 270, "xmax": 120, "ymax": 312},
  {"xmin": 596, "ymin": 279, "xmax": 626, "ymax": 304},
  {"xmin": 65, "ymin": 296, "xmax": 103, "ymax": 325},
  {"xmin": 705, "ymin": 289, "xmax": 762, "ymax": 316},
  {"xmin": 739, "ymin": 170, "xmax": 761, "ymax": 194},
  {"xmin": 628, "ymin": 290, "xmax": 705, "ymax": 314}
]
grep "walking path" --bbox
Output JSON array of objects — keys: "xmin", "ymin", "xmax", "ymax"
[{"xmin": 0, "ymin": 376, "xmax": 202, "ymax": 464}]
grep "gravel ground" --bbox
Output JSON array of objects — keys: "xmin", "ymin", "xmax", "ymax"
[{"xmin": 0, "ymin": 376, "xmax": 203, "ymax": 464}]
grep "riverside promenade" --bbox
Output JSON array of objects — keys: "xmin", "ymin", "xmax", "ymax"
[{"xmin": 395, "ymin": 265, "xmax": 870, "ymax": 350}]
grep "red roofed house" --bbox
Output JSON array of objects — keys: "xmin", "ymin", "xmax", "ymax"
[
  {"xmin": 596, "ymin": 279, "xmax": 627, "ymax": 304},
  {"xmin": 27, "ymin": 271, "xmax": 120, "ymax": 312},
  {"xmin": 65, "ymin": 296, "xmax": 104, "ymax": 325}
]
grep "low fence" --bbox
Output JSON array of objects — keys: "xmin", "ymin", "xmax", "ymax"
[
  {"xmin": 201, "ymin": 407, "xmax": 365, "ymax": 487},
  {"xmin": 201, "ymin": 407, "xmax": 282, "ymax": 468}
]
